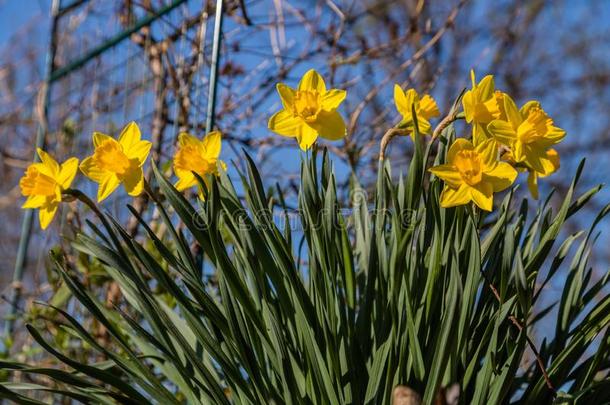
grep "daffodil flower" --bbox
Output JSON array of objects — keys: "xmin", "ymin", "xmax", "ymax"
[
  {"xmin": 487, "ymin": 95, "xmax": 565, "ymax": 176},
  {"xmin": 173, "ymin": 131, "xmax": 225, "ymax": 194},
  {"xmin": 268, "ymin": 69, "xmax": 347, "ymax": 150},
  {"xmin": 80, "ymin": 122, "xmax": 151, "ymax": 202},
  {"xmin": 19, "ymin": 149, "xmax": 79, "ymax": 229},
  {"xmin": 429, "ymin": 139, "xmax": 517, "ymax": 211},
  {"xmin": 462, "ymin": 70, "xmax": 501, "ymax": 145},
  {"xmin": 393, "ymin": 85, "xmax": 440, "ymax": 137}
]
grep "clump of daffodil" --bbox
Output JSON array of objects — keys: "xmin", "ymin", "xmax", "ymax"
[
  {"xmin": 429, "ymin": 139, "xmax": 517, "ymax": 211},
  {"xmin": 462, "ymin": 70, "xmax": 501, "ymax": 145},
  {"xmin": 487, "ymin": 95, "xmax": 565, "ymax": 199},
  {"xmin": 80, "ymin": 122, "xmax": 151, "ymax": 202},
  {"xmin": 268, "ymin": 69, "xmax": 347, "ymax": 151},
  {"xmin": 19, "ymin": 149, "xmax": 79, "ymax": 230},
  {"xmin": 393, "ymin": 85, "xmax": 440, "ymax": 138},
  {"xmin": 173, "ymin": 131, "xmax": 225, "ymax": 195}
]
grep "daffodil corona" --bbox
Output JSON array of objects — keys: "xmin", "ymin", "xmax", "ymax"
[
  {"xmin": 429, "ymin": 139, "xmax": 517, "ymax": 211},
  {"xmin": 393, "ymin": 85, "xmax": 440, "ymax": 137},
  {"xmin": 19, "ymin": 149, "xmax": 79, "ymax": 229},
  {"xmin": 80, "ymin": 122, "xmax": 151, "ymax": 202},
  {"xmin": 268, "ymin": 69, "xmax": 347, "ymax": 150},
  {"xmin": 173, "ymin": 131, "xmax": 225, "ymax": 194}
]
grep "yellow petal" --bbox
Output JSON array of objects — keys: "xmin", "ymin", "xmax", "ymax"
[
  {"xmin": 519, "ymin": 100, "xmax": 540, "ymax": 117},
  {"xmin": 429, "ymin": 164, "xmax": 463, "ymax": 188},
  {"xmin": 446, "ymin": 138, "xmax": 474, "ymax": 163},
  {"xmin": 321, "ymin": 89, "xmax": 346, "ymax": 110},
  {"xmin": 174, "ymin": 169, "xmax": 197, "ymax": 191},
  {"xmin": 310, "ymin": 110, "xmax": 346, "ymax": 141},
  {"xmin": 201, "ymin": 131, "xmax": 222, "ymax": 159},
  {"xmin": 462, "ymin": 90, "xmax": 475, "ymax": 123},
  {"xmin": 296, "ymin": 125, "xmax": 319, "ymax": 151},
  {"xmin": 97, "ymin": 173, "xmax": 121, "ymax": 202},
  {"xmin": 419, "ymin": 95, "xmax": 440, "ymax": 119},
  {"xmin": 126, "ymin": 140, "xmax": 152, "ymax": 166},
  {"xmin": 393, "ymin": 84, "xmax": 410, "ymax": 117},
  {"xmin": 513, "ymin": 141, "xmax": 525, "ymax": 163},
  {"xmin": 475, "ymin": 139, "xmax": 498, "ymax": 168},
  {"xmin": 93, "ymin": 132, "xmax": 114, "ymax": 148},
  {"xmin": 502, "ymin": 94, "xmax": 522, "ymax": 128},
  {"xmin": 58, "ymin": 157, "xmax": 79, "ymax": 189},
  {"xmin": 22, "ymin": 195, "xmax": 46, "ymax": 209},
  {"xmin": 527, "ymin": 171, "xmax": 540, "ymax": 200},
  {"xmin": 485, "ymin": 162, "xmax": 517, "ymax": 192},
  {"xmin": 538, "ymin": 148, "xmax": 560, "ymax": 178},
  {"xmin": 122, "ymin": 167, "xmax": 144, "ymax": 197},
  {"xmin": 268, "ymin": 110, "xmax": 301, "ymax": 137},
  {"xmin": 39, "ymin": 200, "xmax": 59, "ymax": 230},
  {"xmin": 487, "ymin": 120, "xmax": 517, "ymax": 146},
  {"xmin": 470, "ymin": 182, "xmax": 493, "ymax": 211},
  {"xmin": 36, "ymin": 148, "xmax": 60, "ymax": 176},
  {"xmin": 298, "ymin": 69, "xmax": 326, "ymax": 93},
  {"xmin": 277, "ymin": 83, "xmax": 295, "ymax": 109},
  {"xmin": 178, "ymin": 132, "xmax": 201, "ymax": 147},
  {"xmin": 440, "ymin": 184, "xmax": 471, "ymax": 208},
  {"xmin": 79, "ymin": 156, "xmax": 107, "ymax": 183},
  {"xmin": 118, "ymin": 122, "xmax": 142, "ymax": 151},
  {"xmin": 521, "ymin": 145, "xmax": 546, "ymax": 173},
  {"xmin": 477, "ymin": 75, "xmax": 495, "ymax": 100}
]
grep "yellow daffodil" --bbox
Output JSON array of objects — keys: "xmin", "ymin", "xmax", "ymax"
[
  {"xmin": 80, "ymin": 122, "xmax": 151, "ymax": 202},
  {"xmin": 462, "ymin": 70, "xmax": 500, "ymax": 145},
  {"xmin": 268, "ymin": 69, "xmax": 347, "ymax": 150},
  {"xmin": 429, "ymin": 139, "xmax": 517, "ymax": 211},
  {"xmin": 19, "ymin": 149, "xmax": 78, "ymax": 230},
  {"xmin": 173, "ymin": 131, "xmax": 225, "ymax": 194},
  {"xmin": 393, "ymin": 85, "xmax": 440, "ymax": 137},
  {"xmin": 502, "ymin": 147, "xmax": 560, "ymax": 200},
  {"xmin": 487, "ymin": 95, "xmax": 565, "ymax": 176}
]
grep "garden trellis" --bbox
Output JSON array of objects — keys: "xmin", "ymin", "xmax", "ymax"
[{"xmin": 3, "ymin": 0, "xmax": 225, "ymax": 341}]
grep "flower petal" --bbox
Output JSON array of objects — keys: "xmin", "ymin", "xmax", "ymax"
[
  {"xmin": 22, "ymin": 195, "xmax": 46, "ymax": 209},
  {"xmin": 296, "ymin": 125, "xmax": 319, "ymax": 151},
  {"xmin": 310, "ymin": 110, "xmax": 346, "ymax": 141},
  {"xmin": 321, "ymin": 89, "xmax": 346, "ymax": 110},
  {"xmin": 487, "ymin": 120, "xmax": 517, "ymax": 146},
  {"xmin": 477, "ymin": 75, "xmax": 495, "ymax": 100},
  {"xmin": 126, "ymin": 140, "xmax": 152, "ymax": 166},
  {"xmin": 528, "ymin": 171, "xmax": 540, "ymax": 200},
  {"xmin": 519, "ymin": 100, "xmax": 540, "ymax": 117},
  {"xmin": 178, "ymin": 132, "xmax": 201, "ymax": 147},
  {"xmin": 485, "ymin": 162, "xmax": 517, "ymax": 192},
  {"xmin": 118, "ymin": 122, "xmax": 142, "ymax": 151},
  {"xmin": 298, "ymin": 69, "xmax": 326, "ymax": 93},
  {"xmin": 174, "ymin": 169, "xmax": 197, "ymax": 191},
  {"xmin": 470, "ymin": 182, "xmax": 494, "ymax": 211},
  {"xmin": 39, "ymin": 200, "xmax": 59, "ymax": 230},
  {"xmin": 419, "ymin": 94, "xmax": 440, "ymax": 119},
  {"xmin": 446, "ymin": 138, "xmax": 474, "ymax": 163},
  {"xmin": 201, "ymin": 131, "xmax": 222, "ymax": 159},
  {"xmin": 58, "ymin": 157, "xmax": 79, "ymax": 189},
  {"xmin": 79, "ymin": 156, "xmax": 107, "ymax": 183},
  {"xmin": 122, "ymin": 167, "xmax": 144, "ymax": 197},
  {"xmin": 268, "ymin": 110, "xmax": 301, "ymax": 137},
  {"xmin": 429, "ymin": 164, "xmax": 463, "ymax": 188},
  {"xmin": 538, "ymin": 148, "xmax": 560, "ymax": 177},
  {"xmin": 440, "ymin": 184, "xmax": 471, "ymax": 208},
  {"xmin": 277, "ymin": 83, "xmax": 295, "ymax": 109},
  {"xmin": 503, "ymin": 94, "xmax": 522, "ymax": 128},
  {"xmin": 93, "ymin": 132, "xmax": 114, "ymax": 148},
  {"xmin": 475, "ymin": 139, "xmax": 499, "ymax": 168},
  {"xmin": 36, "ymin": 148, "xmax": 60, "ymax": 176},
  {"xmin": 97, "ymin": 173, "xmax": 121, "ymax": 202}
]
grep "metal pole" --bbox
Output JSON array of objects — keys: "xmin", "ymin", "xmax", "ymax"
[
  {"xmin": 205, "ymin": 0, "xmax": 224, "ymax": 134},
  {"xmin": 3, "ymin": 0, "xmax": 61, "ymax": 344}
]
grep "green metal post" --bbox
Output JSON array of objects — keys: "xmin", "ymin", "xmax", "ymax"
[
  {"xmin": 3, "ymin": 0, "xmax": 61, "ymax": 344},
  {"xmin": 205, "ymin": 0, "xmax": 224, "ymax": 133}
]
